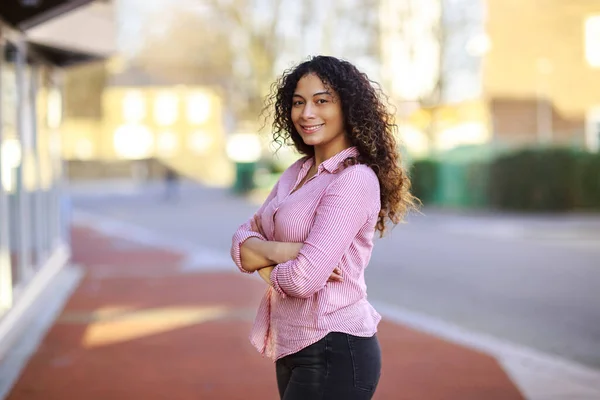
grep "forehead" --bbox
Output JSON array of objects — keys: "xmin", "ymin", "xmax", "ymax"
[{"xmin": 294, "ymin": 73, "xmax": 333, "ymax": 94}]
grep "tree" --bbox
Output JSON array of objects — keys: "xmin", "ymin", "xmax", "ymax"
[
  {"xmin": 117, "ymin": 0, "xmax": 381, "ymax": 127},
  {"xmin": 197, "ymin": 0, "xmax": 380, "ymax": 121},
  {"xmin": 380, "ymin": 0, "xmax": 488, "ymax": 150}
]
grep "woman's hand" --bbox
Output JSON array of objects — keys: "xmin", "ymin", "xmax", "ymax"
[
  {"xmin": 250, "ymin": 213, "xmax": 342, "ymax": 285},
  {"xmin": 271, "ymin": 242, "xmax": 303, "ymax": 264},
  {"xmin": 250, "ymin": 215, "xmax": 314, "ymax": 266},
  {"xmin": 257, "ymin": 266, "xmax": 274, "ymax": 286},
  {"xmin": 328, "ymin": 267, "xmax": 343, "ymax": 282},
  {"xmin": 250, "ymin": 214, "xmax": 267, "ymax": 238},
  {"xmin": 239, "ymin": 239, "xmax": 302, "ymax": 273}
]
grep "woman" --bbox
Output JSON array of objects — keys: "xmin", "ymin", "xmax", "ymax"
[{"xmin": 231, "ymin": 55, "xmax": 417, "ymax": 399}]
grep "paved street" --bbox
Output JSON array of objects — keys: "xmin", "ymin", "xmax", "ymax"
[
  {"xmin": 69, "ymin": 180, "xmax": 600, "ymax": 371},
  {"xmin": 7, "ymin": 225, "xmax": 524, "ymax": 400}
]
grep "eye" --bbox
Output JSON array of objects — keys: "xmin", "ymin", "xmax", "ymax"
[
  {"xmin": 292, "ymin": 100, "xmax": 304, "ymax": 106},
  {"xmin": 316, "ymin": 99, "xmax": 328, "ymax": 104}
]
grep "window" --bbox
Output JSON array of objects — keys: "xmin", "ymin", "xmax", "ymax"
[
  {"xmin": 585, "ymin": 15, "xmax": 600, "ymax": 68},
  {"xmin": 154, "ymin": 92, "xmax": 179, "ymax": 126},
  {"xmin": 586, "ymin": 106, "xmax": 600, "ymax": 152}
]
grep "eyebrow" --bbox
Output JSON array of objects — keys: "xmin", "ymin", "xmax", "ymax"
[{"xmin": 293, "ymin": 91, "xmax": 332, "ymax": 98}]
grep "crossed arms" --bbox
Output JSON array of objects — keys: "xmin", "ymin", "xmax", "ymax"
[
  {"xmin": 230, "ymin": 166, "xmax": 378, "ymax": 298},
  {"xmin": 239, "ymin": 214, "xmax": 342, "ymax": 287}
]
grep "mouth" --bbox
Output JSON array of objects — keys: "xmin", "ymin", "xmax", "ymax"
[{"xmin": 300, "ymin": 124, "xmax": 324, "ymax": 134}]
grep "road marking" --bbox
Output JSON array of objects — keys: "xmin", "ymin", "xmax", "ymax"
[
  {"xmin": 372, "ymin": 301, "xmax": 600, "ymax": 400},
  {"xmin": 439, "ymin": 221, "xmax": 600, "ymax": 251},
  {"xmin": 73, "ymin": 210, "xmax": 233, "ymax": 271}
]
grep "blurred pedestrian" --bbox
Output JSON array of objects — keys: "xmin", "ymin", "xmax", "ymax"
[
  {"xmin": 163, "ymin": 166, "xmax": 179, "ymax": 201},
  {"xmin": 231, "ymin": 55, "xmax": 418, "ymax": 399}
]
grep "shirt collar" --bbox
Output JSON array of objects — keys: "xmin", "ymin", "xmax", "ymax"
[{"xmin": 319, "ymin": 146, "xmax": 360, "ymax": 173}]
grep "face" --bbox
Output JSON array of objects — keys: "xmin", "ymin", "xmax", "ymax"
[{"xmin": 291, "ymin": 73, "xmax": 348, "ymax": 151}]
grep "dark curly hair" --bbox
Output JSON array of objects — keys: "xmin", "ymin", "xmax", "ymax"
[{"xmin": 262, "ymin": 55, "xmax": 419, "ymax": 236}]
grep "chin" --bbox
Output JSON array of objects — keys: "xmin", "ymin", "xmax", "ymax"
[
  {"xmin": 302, "ymin": 137, "xmax": 323, "ymax": 147},
  {"xmin": 299, "ymin": 134, "xmax": 317, "ymax": 144}
]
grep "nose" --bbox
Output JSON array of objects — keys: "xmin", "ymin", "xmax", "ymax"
[{"xmin": 301, "ymin": 102, "xmax": 316, "ymax": 119}]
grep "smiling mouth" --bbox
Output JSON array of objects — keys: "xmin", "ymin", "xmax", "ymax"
[{"xmin": 301, "ymin": 124, "xmax": 324, "ymax": 133}]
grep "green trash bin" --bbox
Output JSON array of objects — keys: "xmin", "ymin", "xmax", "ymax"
[{"xmin": 233, "ymin": 162, "xmax": 257, "ymax": 194}]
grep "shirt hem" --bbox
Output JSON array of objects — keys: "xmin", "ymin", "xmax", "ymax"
[{"xmin": 259, "ymin": 325, "xmax": 380, "ymax": 363}]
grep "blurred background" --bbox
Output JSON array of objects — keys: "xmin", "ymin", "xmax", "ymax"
[
  {"xmin": 0, "ymin": 0, "xmax": 599, "ymax": 399},
  {"xmin": 2, "ymin": 0, "xmax": 598, "ymax": 201}
]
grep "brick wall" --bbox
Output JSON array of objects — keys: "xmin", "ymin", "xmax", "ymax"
[
  {"xmin": 490, "ymin": 97, "xmax": 584, "ymax": 146},
  {"xmin": 484, "ymin": 0, "xmax": 600, "ymax": 145}
]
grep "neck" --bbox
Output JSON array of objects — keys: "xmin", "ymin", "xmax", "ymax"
[{"xmin": 313, "ymin": 135, "xmax": 352, "ymax": 166}]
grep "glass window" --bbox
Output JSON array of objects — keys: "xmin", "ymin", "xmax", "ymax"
[
  {"xmin": 1, "ymin": 41, "xmax": 22, "ymax": 291},
  {"xmin": 585, "ymin": 15, "xmax": 600, "ymax": 68},
  {"xmin": 0, "ymin": 32, "xmax": 67, "ymax": 315}
]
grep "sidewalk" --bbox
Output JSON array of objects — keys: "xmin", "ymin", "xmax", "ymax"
[{"xmin": 5, "ymin": 224, "xmax": 524, "ymax": 400}]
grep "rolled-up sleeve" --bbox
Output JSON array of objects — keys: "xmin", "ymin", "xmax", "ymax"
[
  {"xmin": 270, "ymin": 166, "xmax": 380, "ymax": 298},
  {"xmin": 231, "ymin": 223, "xmax": 267, "ymax": 274},
  {"xmin": 230, "ymin": 180, "xmax": 279, "ymax": 273}
]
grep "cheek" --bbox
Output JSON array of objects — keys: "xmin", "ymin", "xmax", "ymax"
[
  {"xmin": 323, "ymin": 108, "xmax": 344, "ymax": 127},
  {"xmin": 291, "ymin": 108, "xmax": 301, "ymax": 123}
]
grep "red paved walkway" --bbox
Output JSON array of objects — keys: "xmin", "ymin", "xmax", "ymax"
[{"xmin": 7, "ymin": 226, "xmax": 524, "ymax": 399}]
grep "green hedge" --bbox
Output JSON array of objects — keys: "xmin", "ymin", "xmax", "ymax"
[
  {"xmin": 409, "ymin": 148, "xmax": 600, "ymax": 211},
  {"xmin": 410, "ymin": 159, "xmax": 439, "ymax": 205},
  {"xmin": 464, "ymin": 161, "xmax": 490, "ymax": 207},
  {"xmin": 574, "ymin": 152, "xmax": 600, "ymax": 209},
  {"xmin": 488, "ymin": 148, "xmax": 600, "ymax": 211}
]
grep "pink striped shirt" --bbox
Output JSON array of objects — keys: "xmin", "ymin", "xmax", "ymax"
[{"xmin": 231, "ymin": 146, "xmax": 382, "ymax": 361}]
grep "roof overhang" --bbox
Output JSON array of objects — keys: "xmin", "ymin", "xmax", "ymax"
[
  {"xmin": 0, "ymin": 0, "xmax": 96, "ymax": 31},
  {"xmin": 0, "ymin": 1, "xmax": 116, "ymax": 66},
  {"xmin": 27, "ymin": 41, "xmax": 103, "ymax": 66}
]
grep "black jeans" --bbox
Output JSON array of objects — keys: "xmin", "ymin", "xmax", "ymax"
[{"xmin": 275, "ymin": 332, "xmax": 381, "ymax": 400}]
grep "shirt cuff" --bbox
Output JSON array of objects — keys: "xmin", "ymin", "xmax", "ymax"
[
  {"xmin": 231, "ymin": 230, "xmax": 266, "ymax": 274},
  {"xmin": 270, "ymin": 264, "xmax": 287, "ymax": 298}
]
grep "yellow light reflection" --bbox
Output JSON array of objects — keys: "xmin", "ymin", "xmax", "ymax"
[
  {"xmin": 1, "ymin": 138, "xmax": 21, "ymax": 192},
  {"xmin": 74, "ymin": 138, "xmax": 94, "ymax": 160},
  {"xmin": 154, "ymin": 92, "xmax": 179, "ymax": 126},
  {"xmin": 585, "ymin": 16, "xmax": 600, "ymax": 68},
  {"xmin": 186, "ymin": 92, "xmax": 211, "ymax": 124},
  {"xmin": 157, "ymin": 131, "xmax": 179, "ymax": 157},
  {"xmin": 74, "ymin": 306, "xmax": 230, "ymax": 348},
  {"xmin": 113, "ymin": 124, "xmax": 154, "ymax": 160},
  {"xmin": 188, "ymin": 130, "xmax": 214, "ymax": 154},
  {"xmin": 226, "ymin": 133, "xmax": 262, "ymax": 163},
  {"xmin": 437, "ymin": 122, "xmax": 488, "ymax": 151},
  {"xmin": 122, "ymin": 90, "xmax": 146, "ymax": 123},
  {"xmin": 47, "ymin": 88, "xmax": 62, "ymax": 129}
]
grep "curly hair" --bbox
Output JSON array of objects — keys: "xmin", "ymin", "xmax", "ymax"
[{"xmin": 263, "ymin": 55, "xmax": 419, "ymax": 236}]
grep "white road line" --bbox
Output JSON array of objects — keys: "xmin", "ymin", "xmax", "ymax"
[
  {"xmin": 372, "ymin": 301, "xmax": 600, "ymax": 400},
  {"xmin": 439, "ymin": 221, "xmax": 600, "ymax": 251},
  {"xmin": 72, "ymin": 210, "xmax": 233, "ymax": 271}
]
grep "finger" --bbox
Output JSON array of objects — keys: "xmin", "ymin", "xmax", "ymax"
[
  {"xmin": 257, "ymin": 220, "xmax": 266, "ymax": 236},
  {"xmin": 328, "ymin": 273, "xmax": 343, "ymax": 282},
  {"xmin": 255, "ymin": 221, "xmax": 266, "ymax": 237},
  {"xmin": 252, "ymin": 216, "xmax": 262, "ymax": 233}
]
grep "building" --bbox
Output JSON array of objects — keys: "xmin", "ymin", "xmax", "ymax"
[
  {"xmin": 380, "ymin": 0, "xmax": 600, "ymax": 155},
  {"xmin": 485, "ymin": 0, "xmax": 600, "ymax": 151},
  {"xmin": 0, "ymin": 0, "xmax": 114, "ymax": 364}
]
